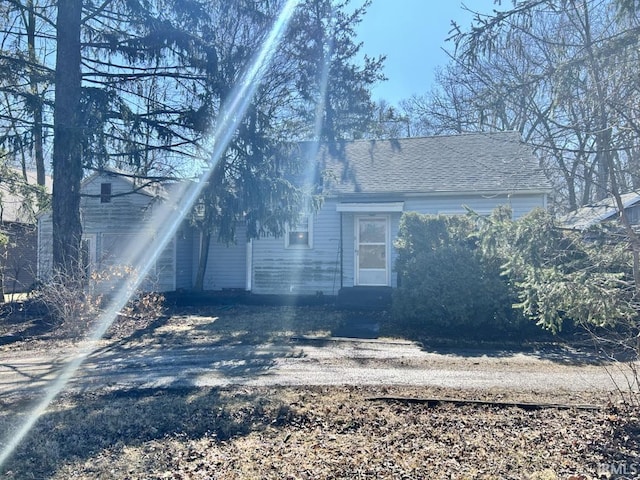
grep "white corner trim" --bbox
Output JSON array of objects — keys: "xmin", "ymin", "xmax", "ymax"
[{"xmin": 245, "ymin": 239, "xmax": 253, "ymax": 291}]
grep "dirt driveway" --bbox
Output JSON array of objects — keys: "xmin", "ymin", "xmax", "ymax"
[
  {"xmin": 2, "ymin": 306, "xmax": 638, "ymax": 480},
  {"xmin": 0, "ymin": 316, "xmax": 633, "ymax": 401}
]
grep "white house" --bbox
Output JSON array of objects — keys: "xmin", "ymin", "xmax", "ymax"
[{"xmin": 38, "ymin": 132, "xmax": 552, "ymax": 298}]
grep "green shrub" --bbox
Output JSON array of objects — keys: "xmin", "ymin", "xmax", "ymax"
[
  {"xmin": 491, "ymin": 208, "xmax": 637, "ymax": 333},
  {"xmin": 393, "ymin": 207, "xmax": 639, "ymax": 338},
  {"xmin": 393, "ymin": 212, "xmax": 520, "ymax": 337}
]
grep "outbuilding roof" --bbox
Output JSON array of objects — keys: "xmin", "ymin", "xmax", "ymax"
[
  {"xmin": 560, "ymin": 192, "xmax": 640, "ymax": 231},
  {"xmin": 306, "ymin": 131, "xmax": 551, "ymax": 196}
]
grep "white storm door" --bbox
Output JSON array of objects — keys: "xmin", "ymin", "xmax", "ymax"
[{"xmin": 355, "ymin": 216, "xmax": 389, "ymax": 286}]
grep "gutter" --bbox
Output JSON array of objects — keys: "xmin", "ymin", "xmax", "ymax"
[{"xmin": 324, "ymin": 189, "xmax": 553, "ymax": 200}]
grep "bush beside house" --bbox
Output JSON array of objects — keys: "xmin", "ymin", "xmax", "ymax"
[
  {"xmin": 392, "ymin": 211, "xmax": 523, "ymax": 339},
  {"xmin": 392, "ymin": 208, "xmax": 639, "ymax": 340}
]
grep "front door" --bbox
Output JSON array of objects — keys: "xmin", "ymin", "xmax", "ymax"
[{"xmin": 355, "ymin": 216, "xmax": 389, "ymax": 286}]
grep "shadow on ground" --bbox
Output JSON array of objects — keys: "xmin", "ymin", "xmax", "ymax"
[
  {"xmin": 0, "ymin": 386, "xmax": 295, "ymax": 479},
  {"xmin": 0, "ymin": 301, "xmax": 55, "ymax": 347}
]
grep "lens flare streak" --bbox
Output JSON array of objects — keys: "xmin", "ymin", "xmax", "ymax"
[{"xmin": 0, "ymin": 0, "xmax": 300, "ymax": 468}]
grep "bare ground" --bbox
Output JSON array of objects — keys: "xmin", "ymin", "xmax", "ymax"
[{"xmin": 0, "ymin": 303, "xmax": 639, "ymax": 479}]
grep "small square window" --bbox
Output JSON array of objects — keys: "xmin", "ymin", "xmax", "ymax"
[
  {"xmin": 288, "ymin": 230, "xmax": 309, "ymax": 246},
  {"xmin": 285, "ymin": 215, "xmax": 313, "ymax": 249},
  {"xmin": 100, "ymin": 183, "xmax": 112, "ymax": 203}
]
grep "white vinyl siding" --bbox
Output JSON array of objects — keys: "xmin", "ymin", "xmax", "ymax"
[
  {"xmin": 37, "ymin": 173, "xmax": 177, "ymax": 292},
  {"xmin": 36, "ymin": 172, "xmax": 549, "ymax": 297},
  {"xmin": 251, "ymin": 199, "xmax": 341, "ymax": 295},
  {"xmin": 37, "ymin": 212, "xmax": 53, "ymax": 281},
  {"xmin": 403, "ymin": 193, "xmax": 545, "ymax": 220},
  {"xmin": 198, "ymin": 223, "xmax": 248, "ymax": 290}
]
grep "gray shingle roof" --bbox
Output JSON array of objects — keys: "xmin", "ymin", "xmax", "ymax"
[
  {"xmin": 559, "ymin": 192, "xmax": 640, "ymax": 230},
  {"xmin": 307, "ymin": 131, "xmax": 551, "ymax": 196}
]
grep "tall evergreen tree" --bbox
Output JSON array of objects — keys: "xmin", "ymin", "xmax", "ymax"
[
  {"xmin": 191, "ymin": 0, "xmax": 384, "ymax": 290},
  {"xmin": 1, "ymin": 0, "xmax": 384, "ymax": 277},
  {"xmin": 284, "ymin": 0, "xmax": 385, "ymax": 145}
]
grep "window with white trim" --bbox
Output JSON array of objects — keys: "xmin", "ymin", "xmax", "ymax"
[{"xmin": 285, "ymin": 214, "xmax": 313, "ymax": 249}]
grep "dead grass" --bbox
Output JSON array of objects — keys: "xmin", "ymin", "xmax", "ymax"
[
  {"xmin": 161, "ymin": 304, "xmax": 351, "ymax": 342},
  {"xmin": 0, "ymin": 303, "xmax": 352, "ymax": 352},
  {"xmin": 0, "ymin": 385, "xmax": 636, "ymax": 479},
  {"xmin": 1, "ymin": 303, "xmax": 639, "ymax": 479}
]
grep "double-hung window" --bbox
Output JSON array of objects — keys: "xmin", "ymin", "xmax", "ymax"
[{"xmin": 285, "ymin": 214, "xmax": 313, "ymax": 249}]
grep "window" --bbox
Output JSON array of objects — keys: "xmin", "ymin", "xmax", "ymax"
[
  {"xmin": 285, "ymin": 215, "xmax": 313, "ymax": 249},
  {"xmin": 100, "ymin": 182, "xmax": 112, "ymax": 203}
]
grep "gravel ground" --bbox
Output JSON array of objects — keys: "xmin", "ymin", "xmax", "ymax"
[
  {"xmin": 0, "ymin": 306, "xmax": 634, "ymax": 397},
  {"xmin": 0, "ymin": 304, "xmax": 639, "ymax": 479}
]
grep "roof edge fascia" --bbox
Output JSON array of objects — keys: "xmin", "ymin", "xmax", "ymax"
[{"xmin": 324, "ymin": 188, "xmax": 552, "ymax": 200}]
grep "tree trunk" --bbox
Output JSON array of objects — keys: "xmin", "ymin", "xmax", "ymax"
[
  {"xmin": 52, "ymin": 0, "xmax": 83, "ymax": 276},
  {"xmin": 27, "ymin": 0, "xmax": 45, "ymax": 187}
]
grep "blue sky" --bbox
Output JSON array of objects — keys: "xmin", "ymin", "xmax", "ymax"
[{"xmin": 355, "ymin": 1, "xmax": 500, "ymax": 106}]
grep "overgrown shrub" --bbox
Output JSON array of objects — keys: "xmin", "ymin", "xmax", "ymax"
[
  {"xmin": 34, "ymin": 265, "xmax": 165, "ymax": 338},
  {"xmin": 483, "ymin": 208, "xmax": 637, "ymax": 333},
  {"xmin": 393, "ymin": 211, "xmax": 520, "ymax": 338},
  {"xmin": 34, "ymin": 271, "xmax": 103, "ymax": 337},
  {"xmin": 393, "ymin": 207, "xmax": 638, "ymax": 338}
]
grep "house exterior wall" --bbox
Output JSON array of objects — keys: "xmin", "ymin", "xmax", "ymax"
[
  {"xmin": 36, "ymin": 175, "xmax": 549, "ymax": 297},
  {"xmin": 248, "ymin": 192, "xmax": 548, "ymax": 296},
  {"xmin": 624, "ymin": 204, "xmax": 640, "ymax": 224},
  {"xmin": 2, "ymin": 222, "xmax": 37, "ymax": 294},
  {"xmin": 37, "ymin": 173, "xmax": 177, "ymax": 292},
  {"xmin": 402, "ymin": 192, "xmax": 545, "ymax": 218},
  {"xmin": 37, "ymin": 212, "xmax": 52, "ymax": 281},
  {"xmin": 251, "ymin": 198, "xmax": 342, "ymax": 295},
  {"xmin": 199, "ymin": 223, "xmax": 248, "ymax": 290}
]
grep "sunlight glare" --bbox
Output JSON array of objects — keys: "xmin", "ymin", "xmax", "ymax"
[
  {"xmin": 281, "ymin": 10, "xmax": 334, "ymax": 300},
  {"xmin": 0, "ymin": 0, "xmax": 300, "ymax": 469}
]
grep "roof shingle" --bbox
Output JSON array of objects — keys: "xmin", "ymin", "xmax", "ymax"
[{"xmin": 307, "ymin": 132, "xmax": 551, "ymax": 196}]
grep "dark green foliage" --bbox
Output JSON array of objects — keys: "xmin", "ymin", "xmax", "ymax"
[
  {"xmin": 393, "ymin": 212, "xmax": 520, "ymax": 337},
  {"xmin": 192, "ymin": 0, "xmax": 384, "ymax": 290},
  {"xmin": 486, "ymin": 208, "xmax": 637, "ymax": 333},
  {"xmin": 284, "ymin": 0, "xmax": 385, "ymax": 144},
  {"xmin": 1, "ymin": 0, "xmax": 383, "ymax": 278},
  {"xmin": 393, "ymin": 207, "xmax": 638, "ymax": 337}
]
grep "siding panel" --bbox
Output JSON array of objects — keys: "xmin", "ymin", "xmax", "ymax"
[
  {"xmin": 403, "ymin": 193, "xmax": 545, "ymax": 219},
  {"xmin": 252, "ymin": 199, "xmax": 341, "ymax": 295},
  {"xmin": 200, "ymin": 223, "xmax": 248, "ymax": 290},
  {"xmin": 38, "ymin": 173, "xmax": 178, "ymax": 292},
  {"xmin": 2, "ymin": 222, "xmax": 37, "ymax": 293},
  {"xmin": 175, "ymin": 224, "xmax": 194, "ymax": 290}
]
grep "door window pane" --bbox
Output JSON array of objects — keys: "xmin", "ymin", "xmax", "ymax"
[
  {"xmin": 359, "ymin": 220, "xmax": 385, "ymax": 243},
  {"xmin": 359, "ymin": 245, "xmax": 386, "ymax": 269}
]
